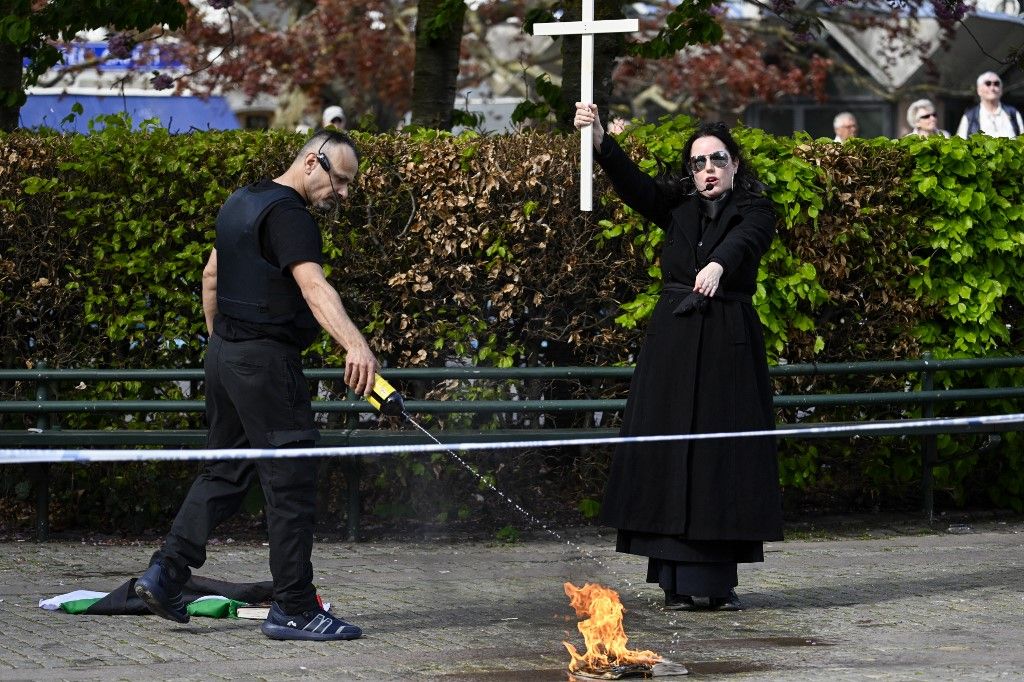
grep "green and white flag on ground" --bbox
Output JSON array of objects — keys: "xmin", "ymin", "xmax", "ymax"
[
  {"xmin": 40, "ymin": 590, "xmax": 248, "ymax": 618},
  {"xmin": 187, "ymin": 594, "xmax": 249, "ymax": 618},
  {"xmin": 39, "ymin": 590, "xmax": 108, "ymax": 614}
]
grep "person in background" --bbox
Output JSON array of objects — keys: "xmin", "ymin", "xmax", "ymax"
[
  {"xmin": 957, "ymin": 72, "xmax": 1022, "ymax": 139},
  {"xmin": 134, "ymin": 129, "xmax": 378, "ymax": 641},
  {"xmin": 833, "ymin": 112, "xmax": 858, "ymax": 142},
  {"xmin": 573, "ymin": 102, "xmax": 783, "ymax": 613},
  {"xmin": 905, "ymin": 99, "xmax": 950, "ymax": 138},
  {"xmin": 322, "ymin": 105, "xmax": 346, "ymax": 130}
]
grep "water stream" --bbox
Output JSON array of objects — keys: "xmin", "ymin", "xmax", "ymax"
[{"xmin": 401, "ymin": 411, "xmax": 690, "ymax": 657}]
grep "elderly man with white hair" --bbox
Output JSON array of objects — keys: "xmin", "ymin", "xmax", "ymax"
[
  {"xmin": 956, "ymin": 72, "xmax": 1022, "ymax": 138},
  {"xmin": 833, "ymin": 112, "xmax": 858, "ymax": 142}
]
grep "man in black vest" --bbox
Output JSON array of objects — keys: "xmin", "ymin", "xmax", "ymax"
[
  {"xmin": 956, "ymin": 71, "xmax": 1023, "ymax": 139},
  {"xmin": 134, "ymin": 129, "xmax": 378, "ymax": 641}
]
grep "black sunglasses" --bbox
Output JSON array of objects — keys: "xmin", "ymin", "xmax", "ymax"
[
  {"xmin": 984, "ymin": 80, "xmax": 1001, "ymax": 87},
  {"xmin": 688, "ymin": 150, "xmax": 730, "ymax": 173},
  {"xmin": 917, "ymin": 112, "xmax": 936, "ymax": 120}
]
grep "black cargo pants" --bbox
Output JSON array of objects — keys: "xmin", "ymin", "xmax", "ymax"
[{"xmin": 154, "ymin": 334, "xmax": 321, "ymax": 614}]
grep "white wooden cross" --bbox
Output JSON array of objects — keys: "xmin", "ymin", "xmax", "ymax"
[{"xmin": 533, "ymin": 2, "xmax": 638, "ymax": 211}]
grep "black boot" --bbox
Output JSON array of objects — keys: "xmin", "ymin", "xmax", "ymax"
[
  {"xmin": 709, "ymin": 589, "xmax": 742, "ymax": 611},
  {"xmin": 664, "ymin": 591, "xmax": 697, "ymax": 611}
]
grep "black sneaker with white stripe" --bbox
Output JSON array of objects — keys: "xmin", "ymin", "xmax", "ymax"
[{"xmin": 260, "ymin": 602, "xmax": 363, "ymax": 641}]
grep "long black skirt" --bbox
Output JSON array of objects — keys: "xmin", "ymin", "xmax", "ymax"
[{"xmin": 617, "ymin": 530, "xmax": 763, "ymax": 597}]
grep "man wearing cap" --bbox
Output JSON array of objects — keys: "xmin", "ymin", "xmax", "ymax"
[
  {"xmin": 957, "ymin": 72, "xmax": 1023, "ymax": 139},
  {"xmin": 322, "ymin": 105, "xmax": 346, "ymax": 130}
]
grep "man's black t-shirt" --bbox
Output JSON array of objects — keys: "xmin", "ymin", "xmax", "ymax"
[{"xmin": 213, "ymin": 180, "xmax": 324, "ymax": 349}]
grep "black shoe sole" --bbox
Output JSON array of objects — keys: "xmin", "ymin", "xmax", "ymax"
[
  {"xmin": 135, "ymin": 583, "xmax": 190, "ymax": 623},
  {"xmin": 664, "ymin": 602, "xmax": 698, "ymax": 611},
  {"xmin": 261, "ymin": 622, "xmax": 361, "ymax": 641}
]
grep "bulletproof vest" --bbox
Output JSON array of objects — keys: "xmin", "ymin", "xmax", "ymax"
[{"xmin": 214, "ymin": 184, "xmax": 317, "ymax": 329}]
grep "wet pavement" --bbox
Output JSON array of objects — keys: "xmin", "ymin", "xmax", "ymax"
[{"xmin": 1, "ymin": 517, "xmax": 1022, "ymax": 681}]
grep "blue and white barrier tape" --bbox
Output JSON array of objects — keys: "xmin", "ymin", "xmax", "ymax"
[{"xmin": 1, "ymin": 412, "xmax": 1022, "ymax": 465}]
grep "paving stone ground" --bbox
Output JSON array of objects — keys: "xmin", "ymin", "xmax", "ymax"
[{"xmin": 1, "ymin": 517, "xmax": 1022, "ymax": 681}]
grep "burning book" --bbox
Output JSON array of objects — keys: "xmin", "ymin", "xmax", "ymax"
[{"xmin": 563, "ymin": 582, "xmax": 688, "ymax": 679}]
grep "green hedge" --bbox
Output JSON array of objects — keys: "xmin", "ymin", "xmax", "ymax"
[{"xmin": 1, "ymin": 114, "xmax": 1022, "ymax": 533}]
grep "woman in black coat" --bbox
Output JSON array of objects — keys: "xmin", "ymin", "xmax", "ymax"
[{"xmin": 574, "ymin": 104, "xmax": 783, "ymax": 612}]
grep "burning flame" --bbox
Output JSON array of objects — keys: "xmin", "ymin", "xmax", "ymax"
[{"xmin": 562, "ymin": 582, "xmax": 662, "ymax": 674}]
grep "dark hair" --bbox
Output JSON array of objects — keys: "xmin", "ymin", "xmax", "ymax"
[
  {"xmin": 299, "ymin": 128, "xmax": 360, "ymax": 166},
  {"xmin": 653, "ymin": 121, "xmax": 763, "ymax": 200}
]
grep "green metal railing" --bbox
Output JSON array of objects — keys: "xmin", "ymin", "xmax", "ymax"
[{"xmin": 3, "ymin": 355, "xmax": 1024, "ymax": 540}]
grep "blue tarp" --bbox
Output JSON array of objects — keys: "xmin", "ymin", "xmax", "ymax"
[{"xmin": 20, "ymin": 93, "xmax": 240, "ymax": 133}]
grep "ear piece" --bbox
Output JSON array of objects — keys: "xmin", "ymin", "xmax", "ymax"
[{"xmin": 316, "ymin": 152, "xmax": 331, "ymax": 173}]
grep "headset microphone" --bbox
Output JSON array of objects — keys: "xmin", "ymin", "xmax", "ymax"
[
  {"xmin": 314, "ymin": 136, "xmax": 339, "ymax": 206},
  {"xmin": 315, "ymin": 136, "xmax": 333, "ymax": 172},
  {"xmin": 685, "ymin": 180, "xmax": 716, "ymax": 196}
]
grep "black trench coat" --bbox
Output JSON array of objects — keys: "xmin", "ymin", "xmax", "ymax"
[{"xmin": 595, "ymin": 136, "xmax": 783, "ymax": 541}]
